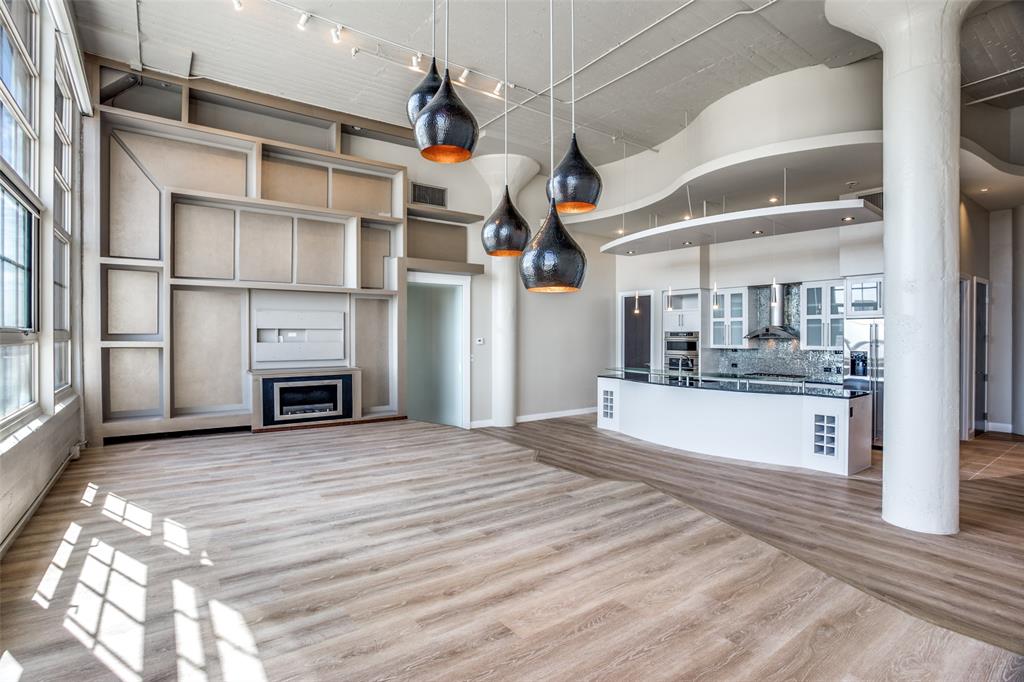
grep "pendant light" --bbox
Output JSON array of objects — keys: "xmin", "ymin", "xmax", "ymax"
[
  {"xmin": 406, "ymin": 0, "xmax": 442, "ymax": 125},
  {"xmin": 519, "ymin": 0, "xmax": 586, "ymax": 293},
  {"xmin": 414, "ymin": 0, "xmax": 479, "ymax": 162},
  {"xmin": 481, "ymin": 0, "xmax": 530, "ymax": 257},
  {"xmin": 547, "ymin": 0, "xmax": 602, "ymax": 214}
]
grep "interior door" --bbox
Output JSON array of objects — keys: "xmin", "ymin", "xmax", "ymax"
[
  {"xmin": 974, "ymin": 281, "xmax": 989, "ymax": 433},
  {"xmin": 407, "ymin": 282, "xmax": 463, "ymax": 427},
  {"xmin": 623, "ymin": 294, "xmax": 651, "ymax": 374}
]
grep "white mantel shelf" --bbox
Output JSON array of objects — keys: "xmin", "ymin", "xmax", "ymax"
[{"xmin": 600, "ymin": 199, "xmax": 882, "ymax": 256}]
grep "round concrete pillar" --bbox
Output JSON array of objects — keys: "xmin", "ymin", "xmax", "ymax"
[
  {"xmin": 472, "ymin": 154, "xmax": 540, "ymax": 427},
  {"xmin": 826, "ymin": 0, "xmax": 976, "ymax": 534}
]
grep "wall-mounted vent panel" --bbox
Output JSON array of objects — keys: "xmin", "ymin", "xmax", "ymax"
[
  {"xmin": 861, "ymin": 191, "xmax": 883, "ymax": 211},
  {"xmin": 411, "ymin": 182, "xmax": 447, "ymax": 208}
]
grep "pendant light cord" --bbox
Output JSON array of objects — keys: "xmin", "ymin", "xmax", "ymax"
[
  {"xmin": 503, "ymin": 0, "xmax": 508, "ymax": 187},
  {"xmin": 570, "ymin": 0, "xmax": 575, "ymax": 133},
  {"xmin": 431, "ymin": 0, "xmax": 435, "ymax": 57},
  {"xmin": 549, "ymin": 0, "xmax": 554, "ymax": 183},
  {"xmin": 444, "ymin": 0, "xmax": 449, "ymax": 70}
]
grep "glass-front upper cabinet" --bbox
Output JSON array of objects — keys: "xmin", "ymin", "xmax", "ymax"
[
  {"xmin": 709, "ymin": 287, "xmax": 752, "ymax": 349},
  {"xmin": 846, "ymin": 274, "xmax": 883, "ymax": 319},
  {"xmin": 663, "ymin": 290, "xmax": 700, "ymax": 332},
  {"xmin": 801, "ymin": 280, "xmax": 845, "ymax": 350}
]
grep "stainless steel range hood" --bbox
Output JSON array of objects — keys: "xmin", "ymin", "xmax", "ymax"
[{"xmin": 744, "ymin": 283, "xmax": 799, "ymax": 340}]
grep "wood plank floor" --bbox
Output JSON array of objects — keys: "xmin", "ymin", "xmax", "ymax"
[
  {"xmin": 484, "ymin": 416, "xmax": 1024, "ymax": 656},
  {"xmin": 1, "ymin": 420, "xmax": 1021, "ymax": 681}
]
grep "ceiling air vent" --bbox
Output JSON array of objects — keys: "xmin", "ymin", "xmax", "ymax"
[
  {"xmin": 860, "ymin": 191, "xmax": 883, "ymax": 211},
  {"xmin": 411, "ymin": 182, "xmax": 447, "ymax": 208}
]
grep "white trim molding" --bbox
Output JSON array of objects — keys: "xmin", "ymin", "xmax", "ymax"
[
  {"xmin": 470, "ymin": 419, "xmax": 494, "ymax": 429},
  {"xmin": 986, "ymin": 422, "xmax": 1013, "ymax": 434},
  {"xmin": 516, "ymin": 407, "xmax": 597, "ymax": 423}
]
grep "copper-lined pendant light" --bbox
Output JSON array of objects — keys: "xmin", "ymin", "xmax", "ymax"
[
  {"xmin": 414, "ymin": 0, "xmax": 478, "ymax": 162},
  {"xmin": 482, "ymin": 0, "xmax": 530, "ymax": 256},
  {"xmin": 547, "ymin": 0, "xmax": 602, "ymax": 213},
  {"xmin": 519, "ymin": 0, "xmax": 586, "ymax": 293},
  {"xmin": 406, "ymin": 1, "xmax": 442, "ymax": 125}
]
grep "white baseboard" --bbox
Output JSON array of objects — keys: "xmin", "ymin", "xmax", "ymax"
[
  {"xmin": 470, "ymin": 419, "xmax": 494, "ymax": 429},
  {"xmin": 516, "ymin": 407, "xmax": 597, "ymax": 423},
  {"xmin": 986, "ymin": 421, "xmax": 1013, "ymax": 434}
]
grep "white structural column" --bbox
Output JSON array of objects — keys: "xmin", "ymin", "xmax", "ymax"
[
  {"xmin": 826, "ymin": 0, "xmax": 975, "ymax": 534},
  {"xmin": 1013, "ymin": 206, "xmax": 1024, "ymax": 435},
  {"xmin": 472, "ymin": 154, "xmax": 540, "ymax": 426}
]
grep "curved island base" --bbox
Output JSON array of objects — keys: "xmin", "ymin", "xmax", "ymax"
[{"xmin": 597, "ymin": 373, "xmax": 873, "ymax": 477}]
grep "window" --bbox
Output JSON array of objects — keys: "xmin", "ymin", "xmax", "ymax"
[
  {"xmin": 0, "ymin": 0, "xmax": 39, "ymax": 430},
  {"xmin": 1, "ymin": 183, "xmax": 32, "ymax": 329},
  {"xmin": 53, "ymin": 52, "xmax": 72, "ymax": 392}
]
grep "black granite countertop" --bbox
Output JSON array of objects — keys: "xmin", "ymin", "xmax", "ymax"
[{"xmin": 600, "ymin": 370, "xmax": 869, "ymax": 400}]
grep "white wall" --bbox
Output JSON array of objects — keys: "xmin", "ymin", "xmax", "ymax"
[
  {"xmin": 988, "ymin": 210, "xmax": 1013, "ymax": 428},
  {"xmin": 959, "ymin": 195, "xmax": 990, "ymax": 279},
  {"xmin": 345, "ymin": 137, "xmax": 617, "ymax": 422}
]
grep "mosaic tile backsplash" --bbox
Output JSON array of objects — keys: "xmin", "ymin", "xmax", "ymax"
[{"xmin": 703, "ymin": 284, "xmax": 846, "ymax": 384}]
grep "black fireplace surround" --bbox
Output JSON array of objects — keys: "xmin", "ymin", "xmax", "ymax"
[{"xmin": 260, "ymin": 374, "xmax": 353, "ymax": 427}]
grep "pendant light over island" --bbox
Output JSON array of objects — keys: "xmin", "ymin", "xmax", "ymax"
[
  {"xmin": 519, "ymin": 0, "xmax": 587, "ymax": 293},
  {"xmin": 481, "ymin": 0, "xmax": 530, "ymax": 257}
]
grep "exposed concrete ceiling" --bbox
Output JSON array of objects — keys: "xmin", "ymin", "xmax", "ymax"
[
  {"xmin": 961, "ymin": 1, "xmax": 1024, "ymax": 108},
  {"xmin": 71, "ymin": 0, "xmax": 880, "ymax": 167}
]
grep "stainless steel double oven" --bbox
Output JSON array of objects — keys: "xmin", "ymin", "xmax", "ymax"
[{"xmin": 664, "ymin": 331, "xmax": 699, "ymax": 376}]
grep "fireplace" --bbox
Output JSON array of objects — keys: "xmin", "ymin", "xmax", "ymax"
[{"xmin": 251, "ymin": 369, "xmax": 361, "ymax": 430}]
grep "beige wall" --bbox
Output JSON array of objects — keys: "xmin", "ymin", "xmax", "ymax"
[
  {"xmin": 346, "ymin": 137, "xmax": 618, "ymax": 421},
  {"xmin": 959, "ymin": 194, "xmax": 991, "ymax": 279},
  {"xmin": 988, "ymin": 210, "xmax": 1013, "ymax": 429}
]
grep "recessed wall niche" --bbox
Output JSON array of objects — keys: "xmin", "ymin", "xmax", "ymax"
[
  {"xmin": 296, "ymin": 218, "xmax": 345, "ymax": 286},
  {"xmin": 104, "ymin": 347, "xmax": 162, "ymax": 419},
  {"xmin": 104, "ymin": 267, "xmax": 160, "ymax": 338},
  {"xmin": 239, "ymin": 211, "xmax": 293, "ymax": 283},
  {"xmin": 172, "ymin": 288, "xmax": 247, "ymax": 413},
  {"xmin": 173, "ymin": 203, "xmax": 236, "ymax": 279},
  {"xmin": 107, "ymin": 137, "xmax": 160, "ymax": 259}
]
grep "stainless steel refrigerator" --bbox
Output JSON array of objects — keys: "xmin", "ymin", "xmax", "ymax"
[{"xmin": 843, "ymin": 318, "xmax": 884, "ymax": 447}]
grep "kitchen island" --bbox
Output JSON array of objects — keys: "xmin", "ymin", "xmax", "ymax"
[{"xmin": 597, "ymin": 370, "xmax": 872, "ymax": 476}]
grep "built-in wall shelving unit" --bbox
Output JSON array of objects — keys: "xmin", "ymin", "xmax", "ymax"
[
  {"xmin": 84, "ymin": 57, "xmax": 410, "ymax": 443},
  {"xmin": 406, "ymin": 203, "xmax": 483, "ymax": 224}
]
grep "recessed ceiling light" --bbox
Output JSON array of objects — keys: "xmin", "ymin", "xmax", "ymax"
[
  {"xmin": 683, "ymin": 241, "xmax": 693, "ymax": 246},
  {"xmin": 616, "ymin": 228, "xmax": 624, "ymax": 235},
  {"xmin": 297, "ymin": 12, "xmax": 310, "ymax": 30},
  {"xmin": 980, "ymin": 187, "xmax": 989, "ymax": 193},
  {"xmin": 683, "ymin": 214, "xmax": 691, "ymax": 220},
  {"xmin": 768, "ymin": 196, "xmax": 779, "ymax": 204},
  {"xmin": 231, "ymin": 0, "xmax": 243, "ymax": 10},
  {"xmin": 626, "ymin": 250, "xmax": 635, "ymax": 255},
  {"xmin": 752, "ymin": 229, "xmax": 765, "ymax": 235},
  {"xmin": 841, "ymin": 216, "xmax": 855, "ymax": 222}
]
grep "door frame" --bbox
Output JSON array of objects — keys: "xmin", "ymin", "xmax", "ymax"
[
  {"xmin": 406, "ymin": 271, "xmax": 472, "ymax": 429},
  {"xmin": 973, "ymin": 276, "xmax": 990, "ymax": 436},
  {"xmin": 616, "ymin": 289, "xmax": 658, "ymax": 371},
  {"xmin": 959, "ymin": 276, "xmax": 972, "ymax": 440}
]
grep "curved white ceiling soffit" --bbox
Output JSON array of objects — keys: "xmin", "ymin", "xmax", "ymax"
[
  {"xmin": 566, "ymin": 59, "xmax": 1024, "ymax": 234},
  {"xmin": 564, "ymin": 60, "xmax": 883, "ymax": 226}
]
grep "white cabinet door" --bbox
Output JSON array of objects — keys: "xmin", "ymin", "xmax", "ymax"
[
  {"xmin": 709, "ymin": 287, "xmax": 750, "ymax": 349},
  {"xmin": 846, "ymin": 275, "xmax": 883, "ymax": 318},
  {"xmin": 801, "ymin": 280, "xmax": 845, "ymax": 350},
  {"xmin": 664, "ymin": 290, "xmax": 701, "ymax": 332}
]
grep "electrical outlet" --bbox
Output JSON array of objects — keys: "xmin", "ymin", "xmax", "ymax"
[
  {"xmin": 824, "ymin": 366, "xmax": 832, "ymax": 373},
  {"xmin": 730, "ymin": 362, "xmax": 738, "ymax": 368}
]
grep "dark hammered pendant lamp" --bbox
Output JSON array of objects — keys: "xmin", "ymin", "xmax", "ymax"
[
  {"xmin": 406, "ymin": 1, "xmax": 442, "ymax": 125},
  {"xmin": 414, "ymin": 0, "xmax": 478, "ymax": 162},
  {"xmin": 547, "ymin": 0, "xmax": 602, "ymax": 213},
  {"xmin": 519, "ymin": 0, "xmax": 586, "ymax": 292},
  {"xmin": 481, "ymin": 0, "xmax": 530, "ymax": 256}
]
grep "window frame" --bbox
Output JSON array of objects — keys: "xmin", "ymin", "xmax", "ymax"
[
  {"xmin": 0, "ymin": 0, "xmax": 41, "ymax": 436},
  {"xmin": 52, "ymin": 48, "xmax": 72, "ymax": 396}
]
